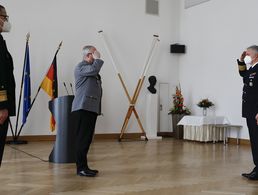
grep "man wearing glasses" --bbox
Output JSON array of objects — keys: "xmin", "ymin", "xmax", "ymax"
[{"xmin": 0, "ymin": 5, "xmax": 16, "ymax": 166}]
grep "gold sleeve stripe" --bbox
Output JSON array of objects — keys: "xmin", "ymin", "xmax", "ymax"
[
  {"xmin": 0, "ymin": 90, "xmax": 7, "ymax": 102},
  {"xmin": 238, "ymin": 65, "xmax": 247, "ymax": 71}
]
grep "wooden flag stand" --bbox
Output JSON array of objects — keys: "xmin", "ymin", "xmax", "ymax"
[{"xmin": 98, "ymin": 31, "xmax": 160, "ymax": 141}]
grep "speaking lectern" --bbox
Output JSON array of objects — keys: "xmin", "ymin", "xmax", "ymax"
[{"xmin": 48, "ymin": 95, "xmax": 76, "ymax": 163}]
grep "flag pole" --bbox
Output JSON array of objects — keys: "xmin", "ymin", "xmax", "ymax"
[
  {"xmin": 8, "ymin": 119, "xmax": 15, "ymax": 140},
  {"xmin": 55, "ymin": 41, "xmax": 62, "ymax": 56},
  {"xmin": 6, "ymin": 33, "xmax": 30, "ymax": 144},
  {"xmin": 16, "ymin": 41, "xmax": 63, "ymax": 139},
  {"xmin": 16, "ymin": 86, "xmax": 40, "ymax": 139}
]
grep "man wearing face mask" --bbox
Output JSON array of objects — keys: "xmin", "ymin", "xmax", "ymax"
[
  {"xmin": 0, "ymin": 5, "xmax": 15, "ymax": 167},
  {"xmin": 71, "ymin": 45, "xmax": 103, "ymax": 177},
  {"xmin": 238, "ymin": 45, "xmax": 258, "ymax": 180}
]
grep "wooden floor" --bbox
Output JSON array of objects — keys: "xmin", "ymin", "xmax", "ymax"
[{"xmin": 0, "ymin": 139, "xmax": 257, "ymax": 195}]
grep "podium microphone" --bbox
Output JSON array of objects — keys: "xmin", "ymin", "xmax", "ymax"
[
  {"xmin": 63, "ymin": 82, "xmax": 70, "ymax": 95},
  {"xmin": 70, "ymin": 83, "xmax": 74, "ymax": 95}
]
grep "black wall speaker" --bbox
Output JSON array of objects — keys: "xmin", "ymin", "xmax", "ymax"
[{"xmin": 170, "ymin": 44, "xmax": 186, "ymax": 54}]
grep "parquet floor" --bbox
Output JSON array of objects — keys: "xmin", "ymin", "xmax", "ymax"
[{"xmin": 0, "ymin": 139, "xmax": 257, "ymax": 195}]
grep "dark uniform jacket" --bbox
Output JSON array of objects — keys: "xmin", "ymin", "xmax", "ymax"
[
  {"xmin": 238, "ymin": 59, "xmax": 258, "ymax": 118},
  {"xmin": 0, "ymin": 34, "xmax": 16, "ymax": 116}
]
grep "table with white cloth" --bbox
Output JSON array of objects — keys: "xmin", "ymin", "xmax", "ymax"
[{"xmin": 177, "ymin": 116, "xmax": 230, "ymax": 143}]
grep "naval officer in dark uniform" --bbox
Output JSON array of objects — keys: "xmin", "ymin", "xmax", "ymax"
[
  {"xmin": 0, "ymin": 5, "xmax": 16, "ymax": 166},
  {"xmin": 238, "ymin": 45, "xmax": 258, "ymax": 180}
]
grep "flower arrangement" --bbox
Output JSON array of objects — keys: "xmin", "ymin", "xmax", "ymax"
[
  {"xmin": 197, "ymin": 98, "xmax": 214, "ymax": 108},
  {"xmin": 169, "ymin": 86, "xmax": 190, "ymax": 115}
]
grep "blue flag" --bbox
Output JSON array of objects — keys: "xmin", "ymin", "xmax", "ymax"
[{"xmin": 22, "ymin": 43, "xmax": 31, "ymax": 125}]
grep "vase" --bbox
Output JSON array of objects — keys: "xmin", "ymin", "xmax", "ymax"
[
  {"xmin": 202, "ymin": 107, "xmax": 207, "ymax": 116},
  {"xmin": 171, "ymin": 114, "xmax": 186, "ymax": 139}
]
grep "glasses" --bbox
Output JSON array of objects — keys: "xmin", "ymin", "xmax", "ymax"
[{"xmin": 0, "ymin": 15, "xmax": 9, "ymax": 21}]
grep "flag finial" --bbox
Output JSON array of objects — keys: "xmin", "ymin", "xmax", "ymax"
[
  {"xmin": 26, "ymin": 32, "xmax": 30, "ymax": 43},
  {"xmin": 57, "ymin": 41, "xmax": 63, "ymax": 52}
]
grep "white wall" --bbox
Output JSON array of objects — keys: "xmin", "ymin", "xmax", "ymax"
[
  {"xmin": 178, "ymin": 0, "xmax": 258, "ymax": 139},
  {"xmin": 2, "ymin": 0, "xmax": 180, "ymax": 135}
]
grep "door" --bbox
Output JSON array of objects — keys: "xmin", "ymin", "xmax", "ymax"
[{"xmin": 159, "ymin": 83, "xmax": 170, "ymax": 132}]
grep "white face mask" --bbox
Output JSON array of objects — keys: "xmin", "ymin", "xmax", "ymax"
[
  {"xmin": 244, "ymin": 55, "xmax": 252, "ymax": 65},
  {"xmin": 1, "ymin": 21, "xmax": 11, "ymax": 32}
]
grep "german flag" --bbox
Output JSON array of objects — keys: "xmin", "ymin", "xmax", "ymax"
[{"xmin": 40, "ymin": 55, "xmax": 58, "ymax": 131}]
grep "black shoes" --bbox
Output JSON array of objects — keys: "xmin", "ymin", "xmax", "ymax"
[
  {"xmin": 87, "ymin": 168, "xmax": 99, "ymax": 174},
  {"xmin": 77, "ymin": 168, "xmax": 99, "ymax": 177},
  {"xmin": 247, "ymin": 171, "xmax": 258, "ymax": 180},
  {"xmin": 242, "ymin": 169, "xmax": 258, "ymax": 180},
  {"xmin": 241, "ymin": 172, "xmax": 251, "ymax": 178}
]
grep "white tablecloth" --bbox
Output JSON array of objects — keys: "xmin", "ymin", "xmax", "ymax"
[{"xmin": 177, "ymin": 116, "xmax": 230, "ymax": 142}]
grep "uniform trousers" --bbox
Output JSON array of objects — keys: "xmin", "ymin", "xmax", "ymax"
[
  {"xmin": 0, "ymin": 119, "xmax": 9, "ymax": 167},
  {"xmin": 246, "ymin": 116, "xmax": 258, "ymax": 170}
]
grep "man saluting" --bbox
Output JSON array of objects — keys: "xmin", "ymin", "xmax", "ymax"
[
  {"xmin": 72, "ymin": 45, "xmax": 103, "ymax": 177},
  {"xmin": 238, "ymin": 45, "xmax": 258, "ymax": 180}
]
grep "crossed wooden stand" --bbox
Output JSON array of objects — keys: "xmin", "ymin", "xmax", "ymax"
[{"xmin": 98, "ymin": 31, "xmax": 160, "ymax": 141}]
